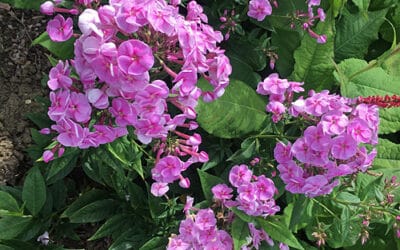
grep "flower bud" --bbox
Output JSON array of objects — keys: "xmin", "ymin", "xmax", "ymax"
[{"xmin": 40, "ymin": 1, "xmax": 55, "ymax": 15}]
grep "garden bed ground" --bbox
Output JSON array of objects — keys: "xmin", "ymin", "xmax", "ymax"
[{"xmin": 0, "ymin": 6, "xmax": 50, "ymax": 185}]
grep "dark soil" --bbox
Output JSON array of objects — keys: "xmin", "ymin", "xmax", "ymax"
[{"xmin": 0, "ymin": 6, "xmax": 50, "ymax": 184}]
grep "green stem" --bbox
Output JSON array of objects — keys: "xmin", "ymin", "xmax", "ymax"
[{"xmin": 131, "ymin": 139, "xmax": 155, "ymax": 161}]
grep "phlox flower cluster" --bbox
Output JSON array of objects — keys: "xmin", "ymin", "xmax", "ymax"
[
  {"xmin": 212, "ymin": 164, "xmax": 280, "ymax": 217},
  {"xmin": 242, "ymin": 223, "xmax": 289, "ymax": 250},
  {"xmin": 167, "ymin": 197, "xmax": 233, "ymax": 250},
  {"xmin": 247, "ymin": 0, "xmax": 327, "ymax": 44},
  {"xmin": 40, "ymin": 0, "xmax": 232, "ymax": 195},
  {"xmin": 257, "ymin": 74, "xmax": 379, "ymax": 197}
]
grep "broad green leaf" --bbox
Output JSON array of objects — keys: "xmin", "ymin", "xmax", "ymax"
[
  {"xmin": 226, "ymin": 38, "xmax": 266, "ymax": 71},
  {"xmin": 25, "ymin": 113, "xmax": 52, "ymax": 129},
  {"xmin": 22, "ymin": 167, "xmax": 46, "ymax": 216},
  {"xmin": 271, "ymin": 29, "xmax": 301, "ymax": 77},
  {"xmin": 291, "ymin": 11, "xmax": 335, "ymax": 91},
  {"xmin": 89, "ymin": 214, "xmax": 129, "ymax": 240},
  {"xmin": 335, "ymin": 58, "xmax": 400, "ymax": 134},
  {"xmin": 373, "ymin": 138, "xmax": 400, "ymax": 168},
  {"xmin": 32, "ymin": 32, "xmax": 75, "ymax": 60},
  {"xmin": 196, "ymin": 79, "xmax": 268, "ymax": 139},
  {"xmin": 258, "ymin": 217, "xmax": 304, "ymax": 250},
  {"xmin": 380, "ymin": 5, "xmax": 400, "ymax": 43},
  {"xmin": 381, "ymin": 51, "xmax": 400, "ymax": 79},
  {"xmin": 290, "ymin": 195, "xmax": 312, "ymax": 230},
  {"xmin": 335, "ymin": 9, "xmax": 388, "ymax": 61},
  {"xmin": 0, "ymin": 216, "xmax": 32, "ymax": 240},
  {"xmin": 232, "ymin": 217, "xmax": 249, "ymax": 250},
  {"xmin": 197, "ymin": 169, "xmax": 224, "ymax": 202},
  {"xmin": 46, "ymin": 148, "xmax": 80, "ymax": 184},
  {"xmin": 228, "ymin": 54, "xmax": 261, "ymax": 88},
  {"xmin": 352, "ymin": 0, "xmax": 370, "ymax": 11},
  {"xmin": 335, "ymin": 192, "xmax": 361, "ymax": 204},
  {"xmin": 139, "ymin": 237, "xmax": 168, "ymax": 250},
  {"xmin": 0, "ymin": 191, "xmax": 19, "ymax": 212},
  {"xmin": 61, "ymin": 189, "xmax": 111, "ymax": 218},
  {"xmin": 69, "ymin": 199, "xmax": 119, "ymax": 223},
  {"xmin": 227, "ymin": 138, "xmax": 257, "ymax": 163},
  {"xmin": 0, "ymin": 0, "xmax": 46, "ymax": 10},
  {"xmin": 369, "ymin": 0, "xmax": 399, "ymax": 10}
]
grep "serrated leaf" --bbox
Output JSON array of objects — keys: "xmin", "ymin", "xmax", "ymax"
[
  {"xmin": 0, "ymin": 191, "xmax": 19, "ymax": 213},
  {"xmin": 257, "ymin": 217, "xmax": 304, "ymax": 250},
  {"xmin": 22, "ymin": 167, "xmax": 46, "ymax": 216},
  {"xmin": 32, "ymin": 32, "xmax": 75, "ymax": 60},
  {"xmin": 291, "ymin": 11, "xmax": 335, "ymax": 91},
  {"xmin": 0, "ymin": 216, "xmax": 32, "ymax": 240},
  {"xmin": 373, "ymin": 138, "xmax": 400, "ymax": 168},
  {"xmin": 197, "ymin": 169, "xmax": 224, "ymax": 202},
  {"xmin": 69, "ymin": 199, "xmax": 119, "ymax": 223},
  {"xmin": 232, "ymin": 217, "xmax": 249, "ymax": 250},
  {"xmin": 335, "ymin": 58, "xmax": 400, "ymax": 134},
  {"xmin": 196, "ymin": 79, "xmax": 268, "ymax": 139},
  {"xmin": 335, "ymin": 9, "xmax": 388, "ymax": 61},
  {"xmin": 89, "ymin": 214, "xmax": 128, "ymax": 240}
]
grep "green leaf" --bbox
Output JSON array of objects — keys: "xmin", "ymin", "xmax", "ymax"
[
  {"xmin": 257, "ymin": 217, "xmax": 304, "ymax": 250},
  {"xmin": 373, "ymin": 138, "xmax": 400, "ymax": 168},
  {"xmin": 291, "ymin": 11, "xmax": 335, "ymax": 91},
  {"xmin": 46, "ymin": 148, "xmax": 80, "ymax": 184},
  {"xmin": 69, "ymin": 199, "xmax": 119, "ymax": 223},
  {"xmin": 197, "ymin": 169, "xmax": 224, "ymax": 202},
  {"xmin": 228, "ymin": 54, "xmax": 261, "ymax": 88},
  {"xmin": 1, "ymin": 0, "xmax": 46, "ymax": 10},
  {"xmin": 335, "ymin": 9, "xmax": 388, "ymax": 61},
  {"xmin": 232, "ymin": 217, "xmax": 249, "ymax": 250},
  {"xmin": 271, "ymin": 29, "xmax": 302, "ymax": 77},
  {"xmin": 335, "ymin": 58, "xmax": 400, "ymax": 134},
  {"xmin": 0, "ymin": 216, "xmax": 32, "ymax": 240},
  {"xmin": 89, "ymin": 214, "xmax": 129, "ymax": 241},
  {"xmin": 25, "ymin": 112, "xmax": 52, "ymax": 129},
  {"xmin": 227, "ymin": 138, "xmax": 257, "ymax": 163},
  {"xmin": 231, "ymin": 207, "xmax": 254, "ymax": 223},
  {"xmin": 380, "ymin": 5, "xmax": 400, "ymax": 43},
  {"xmin": 32, "ymin": 32, "xmax": 75, "ymax": 60},
  {"xmin": 196, "ymin": 79, "xmax": 268, "ymax": 138},
  {"xmin": 0, "ymin": 191, "xmax": 20, "ymax": 212},
  {"xmin": 22, "ymin": 167, "xmax": 46, "ymax": 216},
  {"xmin": 139, "ymin": 237, "xmax": 168, "ymax": 250},
  {"xmin": 61, "ymin": 189, "xmax": 111, "ymax": 218},
  {"xmin": 226, "ymin": 37, "xmax": 266, "ymax": 71},
  {"xmin": 335, "ymin": 192, "xmax": 361, "ymax": 204},
  {"xmin": 352, "ymin": 0, "xmax": 370, "ymax": 11}
]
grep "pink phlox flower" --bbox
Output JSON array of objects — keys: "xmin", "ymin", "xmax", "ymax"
[
  {"xmin": 55, "ymin": 119, "xmax": 85, "ymax": 147},
  {"xmin": 257, "ymin": 73, "xmax": 289, "ymax": 95},
  {"xmin": 135, "ymin": 114, "xmax": 168, "ymax": 144},
  {"xmin": 183, "ymin": 196, "xmax": 194, "ymax": 215},
  {"xmin": 152, "ymin": 155, "xmax": 183, "ymax": 183},
  {"xmin": 194, "ymin": 209, "xmax": 216, "ymax": 231},
  {"xmin": 238, "ymin": 182, "xmax": 257, "ymax": 202},
  {"xmin": 304, "ymin": 91, "xmax": 330, "ymax": 116},
  {"xmin": 98, "ymin": 5, "xmax": 116, "ymax": 26},
  {"xmin": 291, "ymin": 137, "xmax": 312, "ymax": 164},
  {"xmin": 91, "ymin": 56, "xmax": 120, "ymax": 84},
  {"xmin": 147, "ymin": 1, "xmax": 177, "ymax": 35},
  {"xmin": 347, "ymin": 118, "xmax": 372, "ymax": 143},
  {"xmin": 173, "ymin": 68, "xmax": 198, "ymax": 96},
  {"xmin": 326, "ymin": 163, "xmax": 355, "ymax": 179},
  {"xmin": 115, "ymin": 1, "xmax": 148, "ymax": 33},
  {"xmin": 303, "ymin": 125, "xmax": 331, "ymax": 151},
  {"xmin": 274, "ymin": 141, "xmax": 293, "ymax": 163},
  {"xmin": 229, "ymin": 164, "xmax": 253, "ymax": 188},
  {"xmin": 151, "ymin": 182, "xmax": 169, "ymax": 197},
  {"xmin": 309, "ymin": 149, "xmax": 329, "ymax": 166},
  {"xmin": 66, "ymin": 92, "xmax": 92, "ymax": 123},
  {"xmin": 353, "ymin": 104, "xmax": 379, "ymax": 131},
  {"xmin": 212, "ymin": 184, "xmax": 233, "ymax": 200},
  {"xmin": 266, "ymin": 101, "xmax": 286, "ymax": 123},
  {"xmin": 48, "ymin": 60, "xmax": 72, "ymax": 90},
  {"xmin": 117, "ymin": 39, "xmax": 154, "ymax": 75},
  {"xmin": 48, "ymin": 90, "xmax": 71, "ymax": 122},
  {"xmin": 248, "ymin": 0, "xmax": 272, "ymax": 21},
  {"xmin": 78, "ymin": 9, "xmax": 103, "ymax": 37},
  {"xmin": 47, "ymin": 14, "xmax": 73, "ymax": 42},
  {"xmin": 92, "ymin": 125, "xmax": 117, "ymax": 145},
  {"xmin": 254, "ymin": 175, "xmax": 276, "ymax": 200},
  {"xmin": 109, "ymin": 97, "xmax": 136, "ymax": 126},
  {"xmin": 331, "ymin": 134, "xmax": 357, "ymax": 160},
  {"xmin": 288, "ymin": 81, "xmax": 304, "ymax": 93},
  {"xmin": 40, "ymin": 1, "xmax": 54, "ymax": 15},
  {"xmin": 86, "ymin": 88, "xmax": 109, "ymax": 109},
  {"xmin": 302, "ymin": 175, "xmax": 328, "ymax": 197},
  {"xmin": 187, "ymin": 1, "xmax": 208, "ymax": 23},
  {"xmin": 308, "ymin": 0, "xmax": 321, "ymax": 7}
]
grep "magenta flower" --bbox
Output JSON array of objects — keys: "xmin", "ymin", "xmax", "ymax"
[
  {"xmin": 248, "ymin": 0, "xmax": 272, "ymax": 21},
  {"xmin": 291, "ymin": 137, "xmax": 312, "ymax": 164},
  {"xmin": 66, "ymin": 92, "xmax": 92, "ymax": 123},
  {"xmin": 347, "ymin": 118, "xmax": 372, "ymax": 143},
  {"xmin": 212, "ymin": 184, "xmax": 233, "ymax": 200},
  {"xmin": 257, "ymin": 73, "xmax": 289, "ymax": 95},
  {"xmin": 150, "ymin": 182, "xmax": 169, "ymax": 197},
  {"xmin": 194, "ymin": 209, "xmax": 217, "ymax": 231},
  {"xmin": 151, "ymin": 155, "xmax": 183, "ymax": 183},
  {"xmin": 274, "ymin": 142, "xmax": 293, "ymax": 163},
  {"xmin": 331, "ymin": 135, "xmax": 357, "ymax": 160},
  {"xmin": 109, "ymin": 98, "xmax": 136, "ymax": 127},
  {"xmin": 48, "ymin": 60, "xmax": 72, "ymax": 91},
  {"xmin": 117, "ymin": 39, "xmax": 154, "ymax": 75},
  {"xmin": 40, "ymin": 1, "xmax": 54, "ymax": 15},
  {"xmin": 42, "ymin": 150, "xmax": 54, "ymax": 163},
  {"xmin": 47, "ymin": 14, "xmax": 73, "ymax": 42},
  {"xmin": 229, "ymin": 164, "xmax": 253, "ymax": 188}
]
